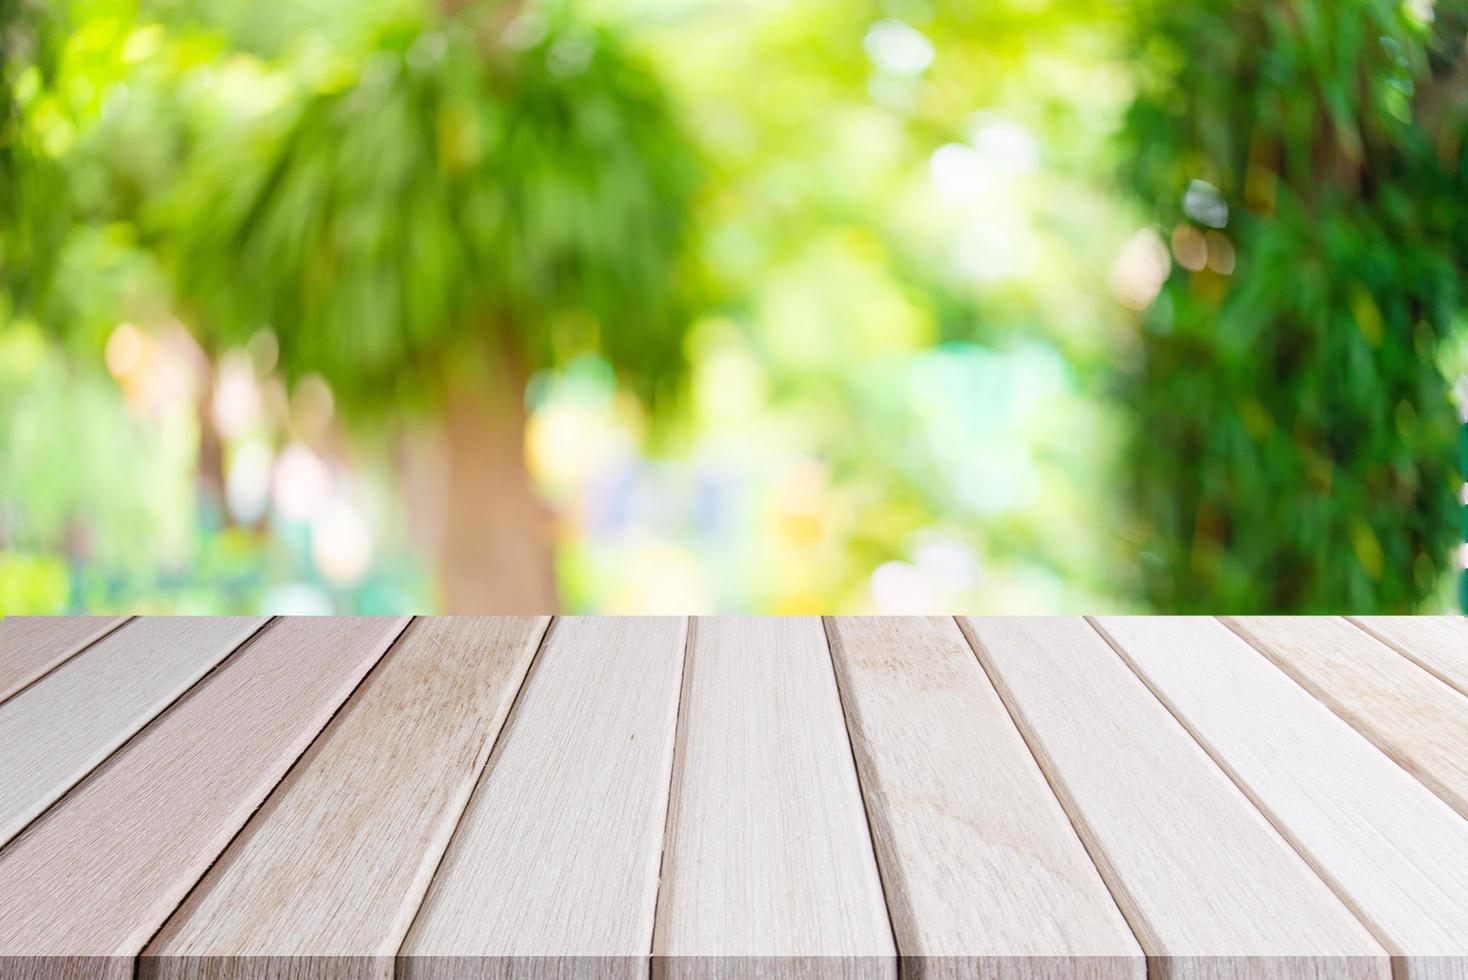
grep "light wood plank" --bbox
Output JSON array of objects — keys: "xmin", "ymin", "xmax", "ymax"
[
  {"xmin": 0, "ymin": 616, "xmax": 267, "ymax": 848},
  {"xmin": 1097, "ymin": 616, "xmax": 1468, "ymax": 980},
  {"xmin": 826, "ymin": 617, "xmax": 1143, "ymax": 980},
  {"xmin": 1224, "ymin": 616, "xmax": 1468, "ymax": 820},
  {"xmin": 400, "ymin": 616, "xmax": 688, "ymax": 980},
  {"xmin": 143, "ymin": 617, "xmax": 550, "ymax": 980},
  {"xmin": 0, "ymin": 617, "xmax": 409, "ymax": 980},
  {"xmin": 1349, "ymin": 616, "xmax": 1468, "ymax": 699},
  {"xmin": 959, "ymin": 617, "xmax": 1386, "ymax": 980},
  {"xmin": 652, "ymin": 617, "xmax": 894, "ymax": 980},
  {"xmin": 0, "ymin": 617, "xmax": 129, "ymax": 704}
]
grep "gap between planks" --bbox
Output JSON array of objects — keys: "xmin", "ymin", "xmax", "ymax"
[
  {"xmin": 137, "ymin": 616, "xmax": 417, "ymax": 961},
  {"xmin": 137, "ymin": 617, "xmax": 427, "ymax": 961},
  {"xmin": 0, "ymin": 618, "xmax": 272, "ymax": 851},
  {"xmin": 1346, "ymin": 617, "xmax": 1468, "ymax": 699},
  {"xmin": 399, "ymin": 617, "xmax": 690, "ymax": 980},
  {"xmin": 652, "ymin": 618, "xmax": 894, "ymax": 979},
  {"xmin": 1221, "ymin": 616, "xmax": 1468, "ymax": 822},
  {"xmin": 943, "ymin": 616, "xmax": 1141, "ymax": 962},
  {"xmin": 0, "ymin": 617, "xmax": 412, "ymax": 979},
  {"xmin": 1085, "ymin": 616, "xmax": 1400, "ymax": 959},
  {"xmin": 820, "ymin": 617, "xmax": 903, "ymax": 965},
  {"xmin": 146, "ymin": 617, "xmax": 552, "ymax": 980},
  {"xmin": 951, "ymin": 619, "xmax": 1174, "ymax": 969},
  {"xmin": 0, "ymin": 616, "xmax": 133, "ymax": 706},
  {"xmin": 832, "ymin": 616, "xmax": 1142, "ymax": 980},
  {"xmin": 1096, "ymin": 616, "xmax": 1468, "ymax": 980},
  {"xmin": 646, "ymin": 615, "xmax": 697, "ymax": 966},
  {"xmin": 390, "ymin": 616, "xmax": 563, "ymax": 965},
  {"xmin": 960, "ymin": 616, "xmax": 1389, "ymax": 980}
]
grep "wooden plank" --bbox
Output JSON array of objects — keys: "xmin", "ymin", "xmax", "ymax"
[
  {"xmin": 1096, "ymin": 616, "xmax": 1468, "ymax": 980},
  {"xmin": 0, "ymin": 616, "xmax": 268, "ymax": 848},
  {"xmin": 1349, "ymin": 616, "xmax": 1468, "ymax": 699},
  {"xmin": 959, "ymin": 617, "xmax": 1386, "ymax": 980},
  {"xmin": 143, "ymin": 617, "xmax": 550, "ymax": 980},
  {"xmin": 825, "ymin": 617, "xmax": 1143, "ymax": 980},
  {"xmin": 0, "ymin": 616, "xmax": 129, "ymax": 704},
  {"xmin": 0, "ymin": 617, "xmax": 409, "ymax": 980},
  {"xmin": 1224, "ymin": 616, "xmax": 1468, "ymax": 820},
  {"xmin": 652, "ymin": 617, "xmax": 894, "ymax": 980},
  {"xmin": 400, "ymin": 616, "xmax": 688, "ymax": 980}
]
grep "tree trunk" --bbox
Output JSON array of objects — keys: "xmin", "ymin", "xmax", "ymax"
[{"xmin": 429, "ymin": 368, "xmax": 557, "ymax": 613}]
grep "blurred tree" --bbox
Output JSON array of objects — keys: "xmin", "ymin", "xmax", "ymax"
[
  {"xmin": 1122, "ymin": 0, "xmax": 1468, "ymax": 611},
  {"xmin": 162, "ymin": 1, "xmax": 700, "ymax": 610}
]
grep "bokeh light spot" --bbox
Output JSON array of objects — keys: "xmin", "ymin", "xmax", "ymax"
[{"xmin": 864, "ymin": 20, "xmax": 934, "ymax": 76}]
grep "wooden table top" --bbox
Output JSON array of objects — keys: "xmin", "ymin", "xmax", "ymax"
[{"xmin": 1, "ymin": 615, "xmax": 1466, "ymax": 980}]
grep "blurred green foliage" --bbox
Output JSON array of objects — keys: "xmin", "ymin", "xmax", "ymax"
[
  {"xmin": 165, "ymin": 5, "xmax": 700, "ymax": 407},
  {"xmin": 0, "ymin": 0, "xmax": 59, "ymax": 312},
  {"xmin": 605, "ymin": 0, "xmax": 1141, "ymax": 611},
  {"xmin": 1122, "ymin": 0, "xmax": 1467, "ymax": 611}
]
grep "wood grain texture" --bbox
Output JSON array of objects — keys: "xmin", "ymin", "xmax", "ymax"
[
  {"xmin": 1224, "ymin": 615, "xmax": 1468, "ymax": 820},
  {"xmin": 959, "ymin": 617, "xmax": 1386, "ymax": 980},
  {"xmin": 400, "ymin": 617, "xmax": 689, "ymax": 980},
  {"xmin": 652, "ymin": 617, "xmax": 894, "ymax": 980},
  {"xmin": 1098, "ymin": 616, "xmax": 1468, "ymax": 980},
  {"xmin": 143, "ymin": 617, "xmax": 550, "ymax": 980},
  {"xmin": 0, "ymin": 617, "xmax": 409, "ymax": 980},
  {"xmin": 0, "ymin": 616, "xmax": 129, "ymax": 704},
  {"xmin": 0, "ymin": 616, "xmax": 268, "ymax": 848},
  {"xmin": 1349, "ymin": 616, "xmax": 1468, "ymax": 699},
  {"xmin": 825, "ymin": 617, "xmax": 1143, "ymax": 980}
]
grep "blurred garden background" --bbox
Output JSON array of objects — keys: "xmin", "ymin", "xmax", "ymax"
[{"xmin": 1, "ymin": 0, "xmax": 1466, "ymax": 614}]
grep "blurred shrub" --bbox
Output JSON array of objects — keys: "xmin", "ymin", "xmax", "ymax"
[{"xmin": 1122, "ymin": 0, "xmax": 1467, "ymax": 611}]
